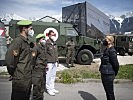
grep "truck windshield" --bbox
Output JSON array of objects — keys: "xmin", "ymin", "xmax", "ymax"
[{"xmin": 66, "ymin": 29, "xmax": 78, "ymax": 36}]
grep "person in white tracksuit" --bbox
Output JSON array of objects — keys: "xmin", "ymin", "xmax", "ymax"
[{"xmin": 45, "ymin": 30, "xmax": 59, "ymax": 96}]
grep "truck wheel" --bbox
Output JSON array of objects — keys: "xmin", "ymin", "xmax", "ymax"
[
  {"xmin": 119, "ymin": 49, "xmax": 125, "ymax": 56},
  {"xmin": 77, "ymin": 49, "xmax": 94, "ymax": 65}
]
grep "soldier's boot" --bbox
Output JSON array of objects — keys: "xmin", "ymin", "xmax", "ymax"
[
  {"xmin": 66, "ymin": 63, "xmax": 70, "ymax": 68},
  {"xmin": 71, "ymin": 63, "xmax": 75, "ymax": 67},
  {"xmin": 71, "ymin": 61, "xmax": 75, "ymax": 67}
]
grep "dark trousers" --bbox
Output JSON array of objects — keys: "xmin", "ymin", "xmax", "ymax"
[
  {"xmin": 11, "ymin": 78, "xmax": 32, "ymax": 100},
  {"xmin": 101, "ymin": 74, "xmax": 115, "ymax": 100},
  {"xmin": 32, "ymin": 70, "xmax": 45, "ymax": 100}
]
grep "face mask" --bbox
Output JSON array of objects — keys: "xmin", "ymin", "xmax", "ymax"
[
  {"xmin": 28, "ymin": 29, "xmax": 34, "ymax": 37},
  {"xmin": 50, "ymin": 36, "xmax": 55, "ymax": 41},
  {"xmin": 40, "ymin": 39, "xmax": 46, "ymax": 46},
  {"xmin": 102, "ymin": 40, "xmax": 108, "ymax": 46}
]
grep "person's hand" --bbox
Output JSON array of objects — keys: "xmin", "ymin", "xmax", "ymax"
[
  {"xmin": 57, "ymin": 63, "xmax": 59, "ymax": 67},
  {"xmin": 45, "ymin": 65, "xmax": 48, "ymax": 71},
  {"xmin": 9, "ymin": 76, "xmax": 13, "ymax": 81}
]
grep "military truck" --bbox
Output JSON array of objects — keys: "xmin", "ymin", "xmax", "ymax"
[
  {"xmin": 0, "ymin": 21, "xmax": 7, "ymax": 66},
  {"xmin": 8, "ymin": 2, "xmax": 111, "ymax": 65},
  {"xmin": 113, "ymin": 35, "xmax": 133, "ymax": 56},
  {"xmin": 9, "ymin": 16, "xmax": 102, "ymax": 65}
]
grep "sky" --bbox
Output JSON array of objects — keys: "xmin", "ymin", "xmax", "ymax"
[{"xmin": 0, "ymin": 0, "xmax": 133, "ymax": 20}]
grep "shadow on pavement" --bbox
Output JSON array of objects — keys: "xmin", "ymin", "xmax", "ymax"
[{"xmin": 78, "ymin": 91, "xmax": 97, "ymax": 100}]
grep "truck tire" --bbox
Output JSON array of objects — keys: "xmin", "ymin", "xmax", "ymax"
[
  {"xmin": 77, "ymin": 49, "xmax": 94, "ymax": 65},
  {"xmin": 119, "ymin": 49, "xmax": 125, "ymax": 56}
]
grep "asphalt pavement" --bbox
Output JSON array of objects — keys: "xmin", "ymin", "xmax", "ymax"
[
  {"xmin": 0, "ymin": 55, "xmax": 133, "ymax": 100},
  {"xmin": 0, "ymin": 79, "xmax": 133, "ymax": 100}
]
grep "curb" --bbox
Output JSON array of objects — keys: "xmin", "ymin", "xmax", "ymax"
[
  {"xmin": 0, "ymin": 75, "xmax": 10, "ymax": 79},
  {"xmin": 1, "ymin": 75, "xmax": 132, "ymax": 84},
  {"xmin": 82, "ymin": 79, "xmax": 133, "ymax": 84}
]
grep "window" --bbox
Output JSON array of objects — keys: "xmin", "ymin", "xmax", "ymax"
[
  {"xmin": 129, "ymin": 37, "xmax": 133, "ymax": 42},
  {"xmin": 66, "ymin": 29, "xmax": 78, "ymax": 36}
]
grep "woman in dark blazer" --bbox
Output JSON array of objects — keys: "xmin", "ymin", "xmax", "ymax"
[{"xmin": 99, "ymin": 35, "xmax": 119, "ymax": 100}]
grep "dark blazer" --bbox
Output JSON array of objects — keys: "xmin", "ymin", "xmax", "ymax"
[
  {"xmin": 45, "ymin": 39, "xmax": 58, "ymax": 63},
  {"xmin": 99, "ymin": 46, "xmax": 119, "ymax": 75}
]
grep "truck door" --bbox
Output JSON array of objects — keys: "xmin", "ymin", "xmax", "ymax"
[
  {"xmin": 65, "ymin": 27, "xmax": 79, "ymax": 56},
  {"xmin": 57, "ymin": 27, "xmax": 78, "ymax": 57}
]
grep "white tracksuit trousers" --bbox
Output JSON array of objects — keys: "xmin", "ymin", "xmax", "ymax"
[{"xmin": 46, "ymin": 62, "xmax": 57, "ymax": 91}]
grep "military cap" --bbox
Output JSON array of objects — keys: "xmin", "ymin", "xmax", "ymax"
[
  {"xmin": 17, "ymin": 20, "xmax": 32, "ymax": 26},
  {"xmin": 36, "ymin": 33, "xmax": 45, "ymax": 39}
]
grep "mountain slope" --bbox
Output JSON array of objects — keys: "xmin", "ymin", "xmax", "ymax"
[{"xmin": 110, "ymin": 14, "xmax": 133, "ymax": 34}]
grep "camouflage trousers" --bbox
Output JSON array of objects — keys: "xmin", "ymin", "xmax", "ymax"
[{"xmin": 66, "ymin": 49, "xmax": 75, "ymax": 66}]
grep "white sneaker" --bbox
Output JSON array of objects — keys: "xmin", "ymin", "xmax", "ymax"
[
  {"xmin": 52, "ymin": 89, "xmax": 59, "ymax": 94},
  {"xmin": 47, "ymin": 90, "xmax": 55, "ymax": 96}
]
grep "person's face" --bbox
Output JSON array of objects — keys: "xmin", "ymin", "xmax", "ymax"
[
  {"xmin": 104, "ymin": 38, "xmax": 112, "ymax": 46},
  {"xmin": 105, "ymin": 38, "xmax": 111, "ymax": 45},
  {"xmin": 49, "ymin": 32, "xmax": 55, "ymax": 41},
  {"xmin": 49, "ymin": 32, "xmax": 54, "ymax": 37},
  {"xmin": 27, "ymin": 26, "xmax": 33, "ymax": 33},
  {"xmin": 40, "ymin": 38, "xmax": 46, "ymax": 45},
  {"xmin": 39, "ymin": 38, "xmax": 45, "ymax": 42},
  {"xmin": 23, "ymin": 26, "xmax": 33, "ymax": 35},
  {"xmin": 102, "ymin": 38, "xmax": 110, "ymax": 46}
]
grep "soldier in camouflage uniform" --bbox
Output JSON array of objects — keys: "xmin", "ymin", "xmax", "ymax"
[
  {"xmin": 66, "ymin": 37, "xmax": 75, "ymax": 68},
  {"xmin": 32, "ymin": 34, "xmax": 47, "ymax": 100},
  {"xmin": 5, "ymin": 20, "xmax": 34, "ymax": 100}
]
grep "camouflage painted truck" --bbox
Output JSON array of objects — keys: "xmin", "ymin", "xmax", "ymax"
[
  {"xmin": 9, "ymin": 2, "xmax": 110, "ymax": 65},
  {"xmin": 113, "ymin": 34, "xmax": 133, "ymax": 56}
]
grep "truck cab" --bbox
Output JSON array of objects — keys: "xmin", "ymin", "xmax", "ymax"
[{"xmin": 114, "ymin": 35, "xmax": 133, "ymax": 56}]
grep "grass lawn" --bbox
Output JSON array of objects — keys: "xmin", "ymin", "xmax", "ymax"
[
  {"xmin": 0, "ymin": 64, "xmax": 133, "ymax": 83},
  {"xmin": 56, "ymin": 64, "xmax": 133, "ymax": 83}
]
